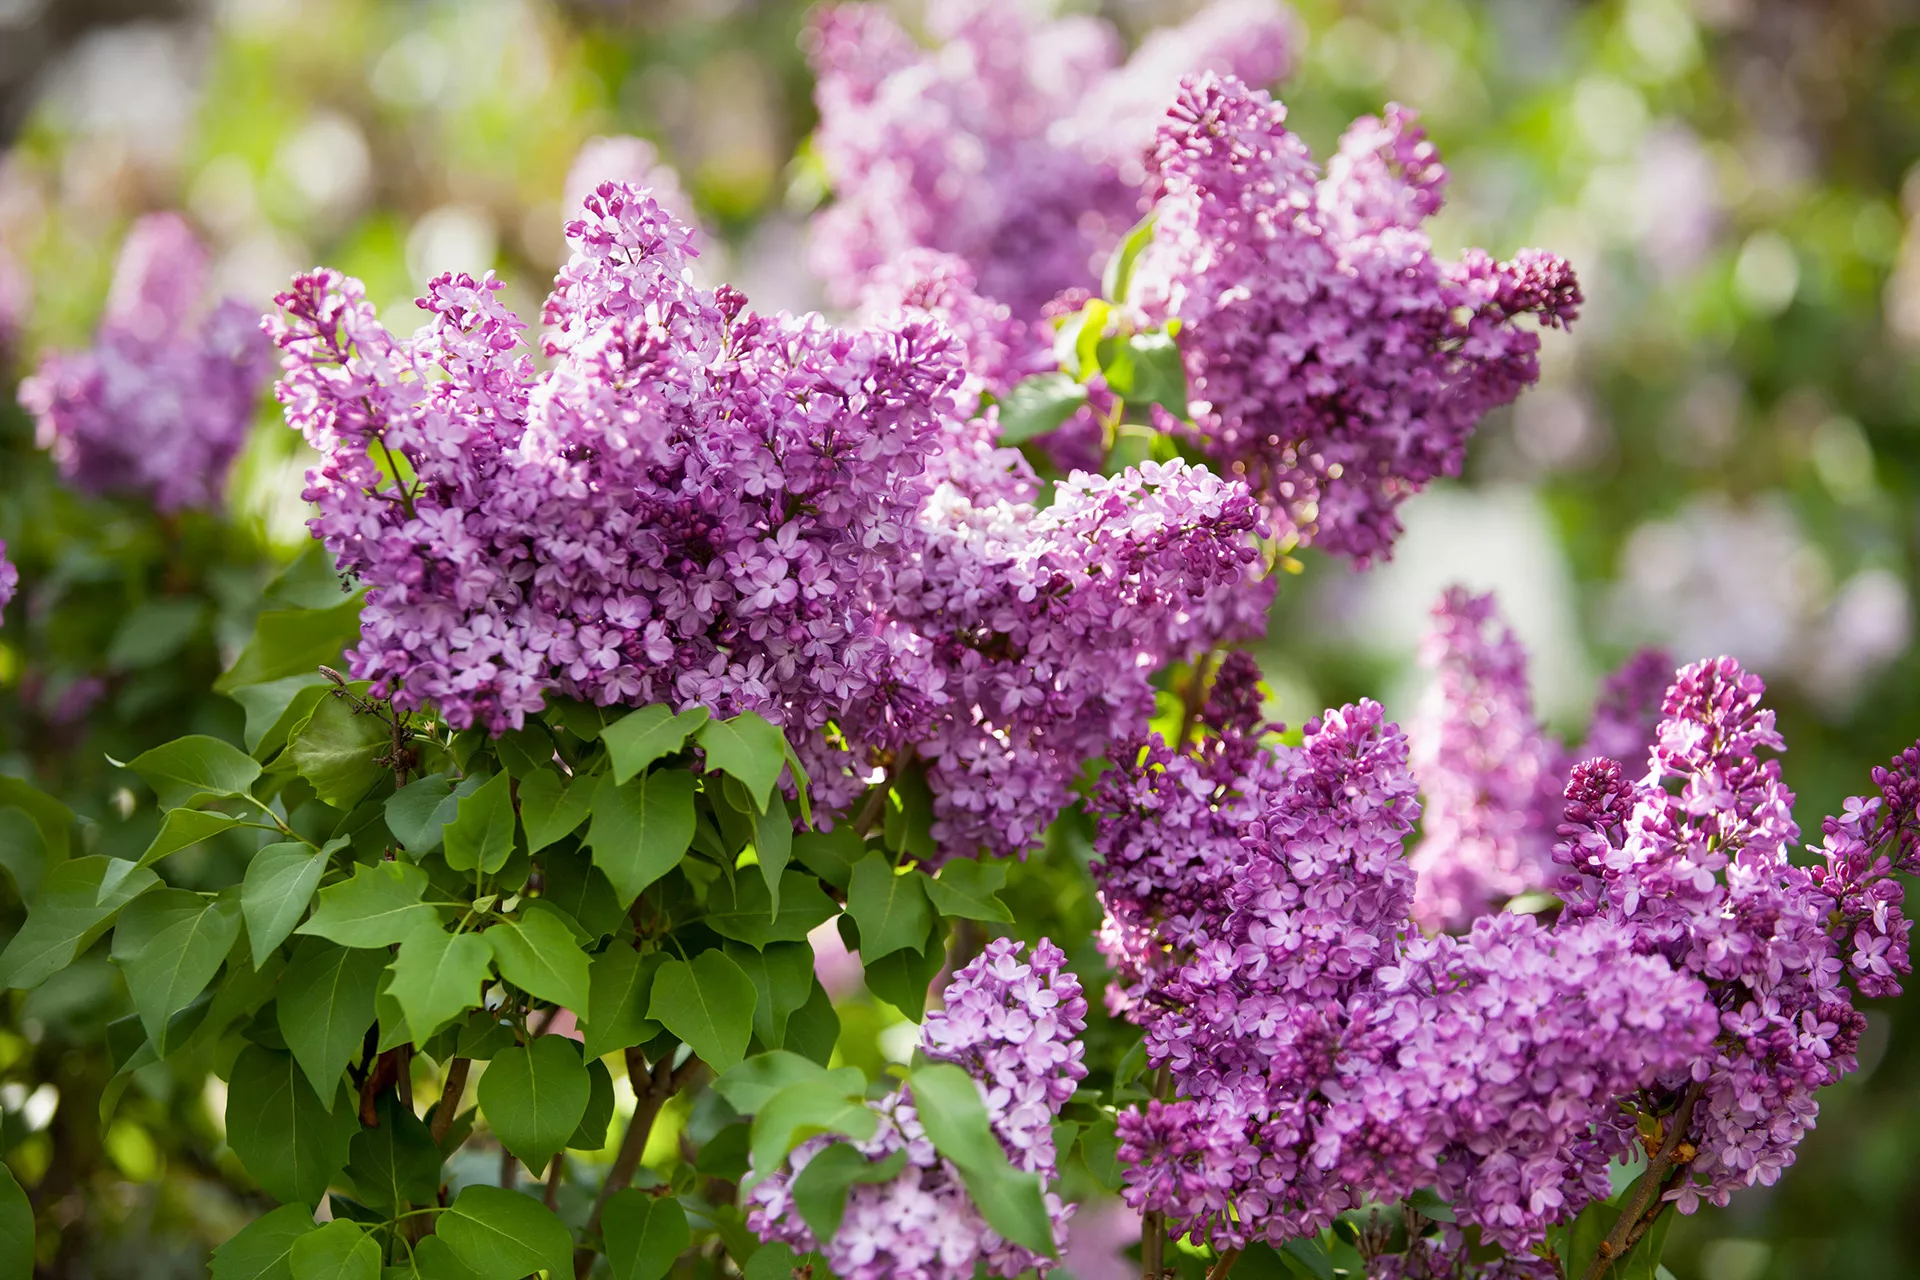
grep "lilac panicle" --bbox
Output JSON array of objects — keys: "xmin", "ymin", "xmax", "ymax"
[
  {"xmin": 563, "ymin": 135, "xmax": 703, "ymax": 253},
  {"xmin": 746, "ymin": 938, "xmax": 1088, "ymax": 1280},
  {"xmin": 1575, "ymin": 644, "xmax": 1675, "ymax": 768},
  {"xmin": 806, "ymin": 0, "xmax": 1295, "ymax": 317},
  {"xmin": 0, "ymin": 541, "xmax": 16, "ymax": 620},
  {"xmin": 269, "ymin": 183, "xmax": 1269, "ymax": 848},
  {"xmin": 1132, "ymin": 76, "xmax": 1580, "ymax": 563},
  {"xmin": 1407, "ymin": 588, "xmax": 1559, "ymax": 931},
  {"xmin": 18, "ymin": 213, "xmax": 272, "ymax": 513}
]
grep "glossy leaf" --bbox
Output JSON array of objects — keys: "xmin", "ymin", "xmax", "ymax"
[
  {"xmin": 583, "ymin": 947, "xmax": 666, "ymax": 1059},
  {"xmin": 289, "ymin": 695, "xmax": 389, "ymax": 809},
  {"xmin": 387, "ymin": 922, "xmax": 492, "ymax": 1046},
  {"xmin": 1101, "ymin": 212, "xmax": 1157, "ymax": 302},
  {"xmin": 486, "ymin": 905, "xmax": 590, "ymax": 1011},
  {"xmin": 791, "ymin": 827, "xmax": 862, "ymax": 891},
  {"xmin": 908, "ymin": 1062, "xmax": 1056, "ymax": 1255},
  {"xmin": 290, "ymin": 1220, "xmax": 379, "ymax": 1280},
  {"xmin": 860, "ymin": 921, "xmax": 946, "ymax": 1020},
  {"xmin": 604, "ymin": 704, "xmax": 711, "ymax": 783},
  {"xmin": 695, "ymin": 712, "xmax": 787, "ymax": 812},
  {"xmin": 712, "ymin": 1051, "xmax": 863, "ymax": 1114},
  {"xmin": 995, "ymin": 372, "xmax": 1089, "ymax": 445},
  {"xmin": 111, "ymin": 888, "xmax": 242, "ymax": 1051},
  {"xmin": 791, "ymin": 1143, "xmax": 909, "ymax": 1243},
  {"xmin": 216, "ymin": 592, "xmax": 366, "ymax": 693},
  {"xmin": 754, "ymin": 792, "xmax": 794, "ymax": 917},
  {"xmin": 847, "ymin": 852, "xmax": 932, "ymax": 963},
  {"xmin": 232, "ymin": 674, "xmax": 331, "ymax": 757},
  {"xmin": 385, "ymin": 773, "xmax": 477, "ymax": 855},
  {"xmin": 296, "ymin": 861, "xmax": 434, "ymax": 949},
  {"xmin": 226, "ymin": 1043, "xmax": 355, "ymax": 1206},
  {"xmin": 479, "ymin": 1035, "xmax": 591, "ymax": 1173},
  {"xmin": 438, "ymin": 1183, "xmax": 574, "ymax": 1280},
  {"xmin": 0, "ymin": 856, "xmax": 159, "ymax": 989},
  {"xmin": 1097, "ymin": 327, "xmax": 1187, "ymax": 418},
  {"xmin": 540, "ymin": 844, "xmax": 626, "ymax": 940},
  {"xmin": 277, "ymin": 937, "xmax": 384, "ymax": 1106},
  {"xmin": 725, "ymin": 940, "xmax": 814, "ymax": 1050},
  {"xmin": 924, "ymin": 858, "xmax": 1014, "ymax": 924},
  {"xmin": 604, "ymin": 1190, "xmax": 691, "ymax": 1280},
  {"xmin": 570, "ymin": 1053, "xmax": 615, "ymax": 1149},
  {"xmin": 649, "ymin": 950, "xmax": 756, "ymax": 1071},
  {"xmin": 443, "ymin": 772, "xmax": 517, "ymax": 875},
  {"xmin": 242, "ymin": 842, "xmax": 330, "ymax": 968},
  {"xmin": 127, "ymin": 735, "xmax": 262, "ymax": 810},
  {"xmin": 345, "ymin": 1090, "xmax": 443, "ymax": 1211},
  {"xmin": 747, "ymin": 1079, "xmax": 878, "ymax": 1189},
  {"xmin": 517, "ymin": 766, "xmax": 592, "ymax": 853},
  {"xmin": 0, "ymin": 1162, "xmax": 29, "ymax": 1280},
  {"xmin": 703, "ymin": 871, "xmax": 837, "ymax": 948},
  {"xmin": 209, "ymin": 1203, "xmax": 319, "ymax": 1280},
  {"xmin": 136, "ymin": 807, "xmax": 245, "ymax": 869},
  {"xmin": 587, "ymin": 768, "xmax": 695, "ymax": 907}
]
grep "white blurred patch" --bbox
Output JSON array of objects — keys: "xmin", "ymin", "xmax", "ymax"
[
  {"xmin": 273, "ymin": 112, "xmax": 373, "ymax": 225},
  {"xmin": 407, "ymin": 205, "xmax": 498, "ymax": 288},
  {"xmin": 41, "ymin": 23, "xmax": 204, "ymax": 164}
]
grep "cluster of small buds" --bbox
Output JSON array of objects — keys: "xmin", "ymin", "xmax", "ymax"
[
  {"xmin": 562, "ymin": 136, "xmax": 702, "ymax": 252},
  {"xmin": 747, "ymin": 938, "xmax": 1088, "ymax": 1280},
  {"xmin": 1554, "ymin": 657, "xmax": 1915, "ymax": 1211},
  {"xmin": 0, "ymin": 541, "xmax": 16, "ymax": 620},
  {"xmin": 18, "ymin": 213, "xmax": 272, "ymax": 513},
  {"xmin": 1131, "ymin": 76, "xmax": 1580, "ymax": 563},
  {"xmin": 805, "ymin": 0, "xmax": 1295, "ymax": 317},
  {"xmin": 1407, "ymin": 588, "xmax": 1671, "ymax": 932},
  {"xmin": 270, "ymin": 184, "xmax": 1269, "ymax": 846}
]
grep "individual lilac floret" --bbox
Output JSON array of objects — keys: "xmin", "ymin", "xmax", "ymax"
[
  {"xmin": 806, "ymin": 0, "xmax": 1295, "ymax": 317},
  {"xmin": 870, "ymin": 457, "xmax": 1271, "ymax": 859},
  {"xmin": 1131, "ymin": 76, "xmax": 1580, "ymax": 564},
  {"xmin": 1407, "ymin": 588, "xmax": 1559, "ymax": 931},
  {"xmin": 747, "ymin": 938, "xmax": 1088, "ymax": 1280},
  {"xmin": 1554, "ymin": 657, "xmax": 1918, "ymax": 1212},
  {"xmin": 18, "ymin": 213, "xmax": 272, "ymax": 513},
  {"xmin": 0, "ymin": 541, "xmax": 17, "ymax": 621}
]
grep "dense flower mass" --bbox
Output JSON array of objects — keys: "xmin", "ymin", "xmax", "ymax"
[
  {"xmin": 1555, "ymin": 658, "xmax": 1920, "ymax": 1210},
  {"xmin": 1090, "ymin": 650, "xmax": 1918, "ymax": 1264},
  {"xmin": 806, "ymin": 0, "xmax": 1295, "ymax": 316},
  {"xmin": 563, "ymin": 135, "xmax": 702, "ymax": 253},
  {"xmin": 1132, "ymin": 76, "xmax": 1581, "ymax": 562},
  {"xmin": 18, "ymin": 213, "xmax": 272, "ymax": 513},
  {"xmin": 269, "ymin": 184, "xmax": 1266, "ymax": 843},
  {"xmin": 747, "ymin": 938, "xmax": 1088, "ymax": 1280}
]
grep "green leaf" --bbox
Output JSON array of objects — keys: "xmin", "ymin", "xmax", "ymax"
[
  {"xmin": 487, "ymin": 906, "xmax": 590, "ymax": 1011},
  {"xmin": 1101, "ymin": 212, "xmax": 1157, "ymax": 303},
  {"xmin": 603, "ymin": 1190, "xmax": 690, "ymax": 1280},
  {"xmin": 583, "ymin": 947, "xmax": 666, "ymax": 1059},
  {"xmin": 210, "ymin": 1203, "xmax": 320, "ymax": 1280},
  {"xmin": 703, "ymin": 871, "xmax": 837, "ymax": 948},
  {"xmin": 277, "ymin": 937, "xmax": 385, "ymax": 1106},
  {"xmin": 296, "ymin": 861, "xmax": 434, "ymax": 949},
  {"xmin": 478, "ymin": 1035, "xmax": 590, "ymax": 1174},
  {"xmin": 1097, "ymin": 327, "xmax": 1188, "ymax": 418},
  {"xmin": 847, "ymin": 853, "xmax": 932, "ymax": 963},
  {"xmin": 290, "ymin": 1220, "xmax": 380, "ymax": 1280},
  {"xmin": 712, "ymin": 1051, "xmax": 862, "ymax": 1114},
  {"xmin": 1078, "ymin": 1116, "xmax": 1122, "ymax": 1192},
  {"xmin": 438, "ymin": 1183, "xmax": 574, "ymax": 1280},
  {"xmin": 386, "ymin": 774, "xmax": 465, "ymax": 855},
  {"xmin": 412, "ymin": 1236, "xmax": 483, "ymax": 1280},
  {"xmin": 924, "ymin": 859, "xmax": 1013, "ymax": 924},
  {"xmin": 540, "ymin": 845, "xmax": 625, "ymax": 940},
  {"xmin": 587, "ymin": 768, "xmax": 696, "ymax": 907},
  {"xmin": 106, "ymin": 597, "xmax": 205, "ymax": 669},
  {"xmin": 1053, "ymin": 297, "xmax": 1111, "ymax": 382},
  {"xmin": 790, "ymin": 1143, "xmax": 909, "ymax": 1243},
  {"xmin": 604, "ymin": 705, "xmax": 711, "ymax": 784},
  {"xmin": 1278, "ymin": 1239, "xmax": 1336, "ymax": 1280},
  {"xmin": 791, "ymin": 828, "xmax": 862, "ymax": 891},
  {"xmin": 0, "ymin": 1161, "xmax": 30, "ymax": 1280},
  {"xmin": 494, "ymin": 727, "xmax": 556, "ymax": 779},
  {"xmin": 696, "ymin": 713, "xmax": 788, "ymax": 812},
  {"xmin": 0, "ymin": 777, "xmax": 71, "ymax": 863},
  {"xmin": 649, "ymin": 950, "xmax": 756, "ymax": 1071},
  {"xmin": 0, "ymin": 856, "xmax": 158, "ymax": 989},
  {"xmin": 908, "ymin": 1062, "xmax": 1056, "ymax": 1256},
  {"xmin": 784, "ymin": 983, "xmax": 841, "ymax": 1066},
  {"xmin": 136, "ymin": 807, "xmax": 245, "ymax": 869},
  {"xmin": 387, "ymin": 922, "xmax": 492, "ymax": 1046},
  {"xmin": 217, "ymin": 592, "xmax": 366, "ymax": 693},
  {"xmin": 517, "ymin": 767, "xmax": 592, "ymax": 854},
  {"xmin": 128, "ymin": 734, "xmax": 262, "ymax": 810},
  {"xmin": 443, "ymin": 772, "xmax": 517, "ymax": 875},
  {"xmin": 747, "ymin": 1079, "xmax": 878, "ymax": 1189},
  {"xmin": 226, "ymin": 1043, "xmax": 356, "ymax": 1206},
  {"xmin": 243, "ymin": 842, "xmax": 331, "ymax": 968},
  {"xmin": 725, "ymin": 941, "xmax": 814, "ymax": 1050},
  {"xmin": 231, "ymin": 674, "xmax": 332, "ymax": 757},
  {"xmin": 754, "ymin": 793, "xmax": 793, "ymax": 918},
  {"xmin": 995, "ymin": 373, "xmax": 1089, "ymax": 445},
  {"xmin": 881, "ymin": 766, "xmax": 935, "ymax": 860},
  {"xmin": 112, "ymin": 889, "xmax": 242, "ymax": 1051},
  {"xmin": 345, "ymin": 1090, "xmax": 443, "ymax": 1211},
  {"xmin": 570, "ymin": 1053, "xmax": 615, "ymax": 1149},
  {"xmin": 1556, "ymin": 1196, "xmax": 1623, "ymax": 1280},
  {"xmin": 289, "ymin": 695, "xmax": 390, "ymax": 810},
  {"xmin": 859, "ymin": 922, "xmax": 946, "ymax": 1021}
]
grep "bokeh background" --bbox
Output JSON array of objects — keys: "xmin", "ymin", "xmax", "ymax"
[{"xmin": 2, "ymin": 0, "xmax": 1919, "ymax": 1276}]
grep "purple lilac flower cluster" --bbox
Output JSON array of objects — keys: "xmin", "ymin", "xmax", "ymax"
[
  {"xmin": 1407, "ymin": 588, "xmax": 1672, "ymax": 932},
  {"xmin": 1131, "ymin": 77, "xmax": 1582, "ymax": 563},
  {"xmin": 1555, "ymin": 658, "xmax": 1920, "ymax": 1210},
  {"xmin": 806, "ymin": 0, "xmax": 1296, "ymax": 317},
  {"xmin": 747, "ymin": 938, "xmax": 1088, "ymax": 1280},
  {"xmin": 0, "ymin": 542, "xmax": 16, "ymax": 620},
  {"xmin": 269, "ymin": 184, "xmax": 1267, "ymax": 848},
  {"xmin": 18, "ymin": 213, "xmax": 272, "ymax": 513}
]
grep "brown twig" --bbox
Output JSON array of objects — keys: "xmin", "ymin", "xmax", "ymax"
[
  {"xmin": 1141, "ymin": 1065, "xmax": 1173, "ymax": 1280},
  {"xmin": 1207, "ymin": 1248, "xmax": 1242, "ymax": 1280},
  {"xmin": 1172, "ymin": 651, "xmax": 1218, "ymax": 753},
  {"xmin": 545, "ymin": 1153, "xmax": 566, "ymax": 1210},
  {"xmin": 1580, "ymin": 1081, "xmax": 1706, "ymax": 1280},
  {"xmin": 430, "ymin": 1058, "xmax": 470, "ymax": 1147},
  {"xmin": 853, "ymin": 746, "xmax": 916, "ymax": 838},
  {"xmin": 574, "ymin": 1051, "xmax": 707, "ymax": 1277}
]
